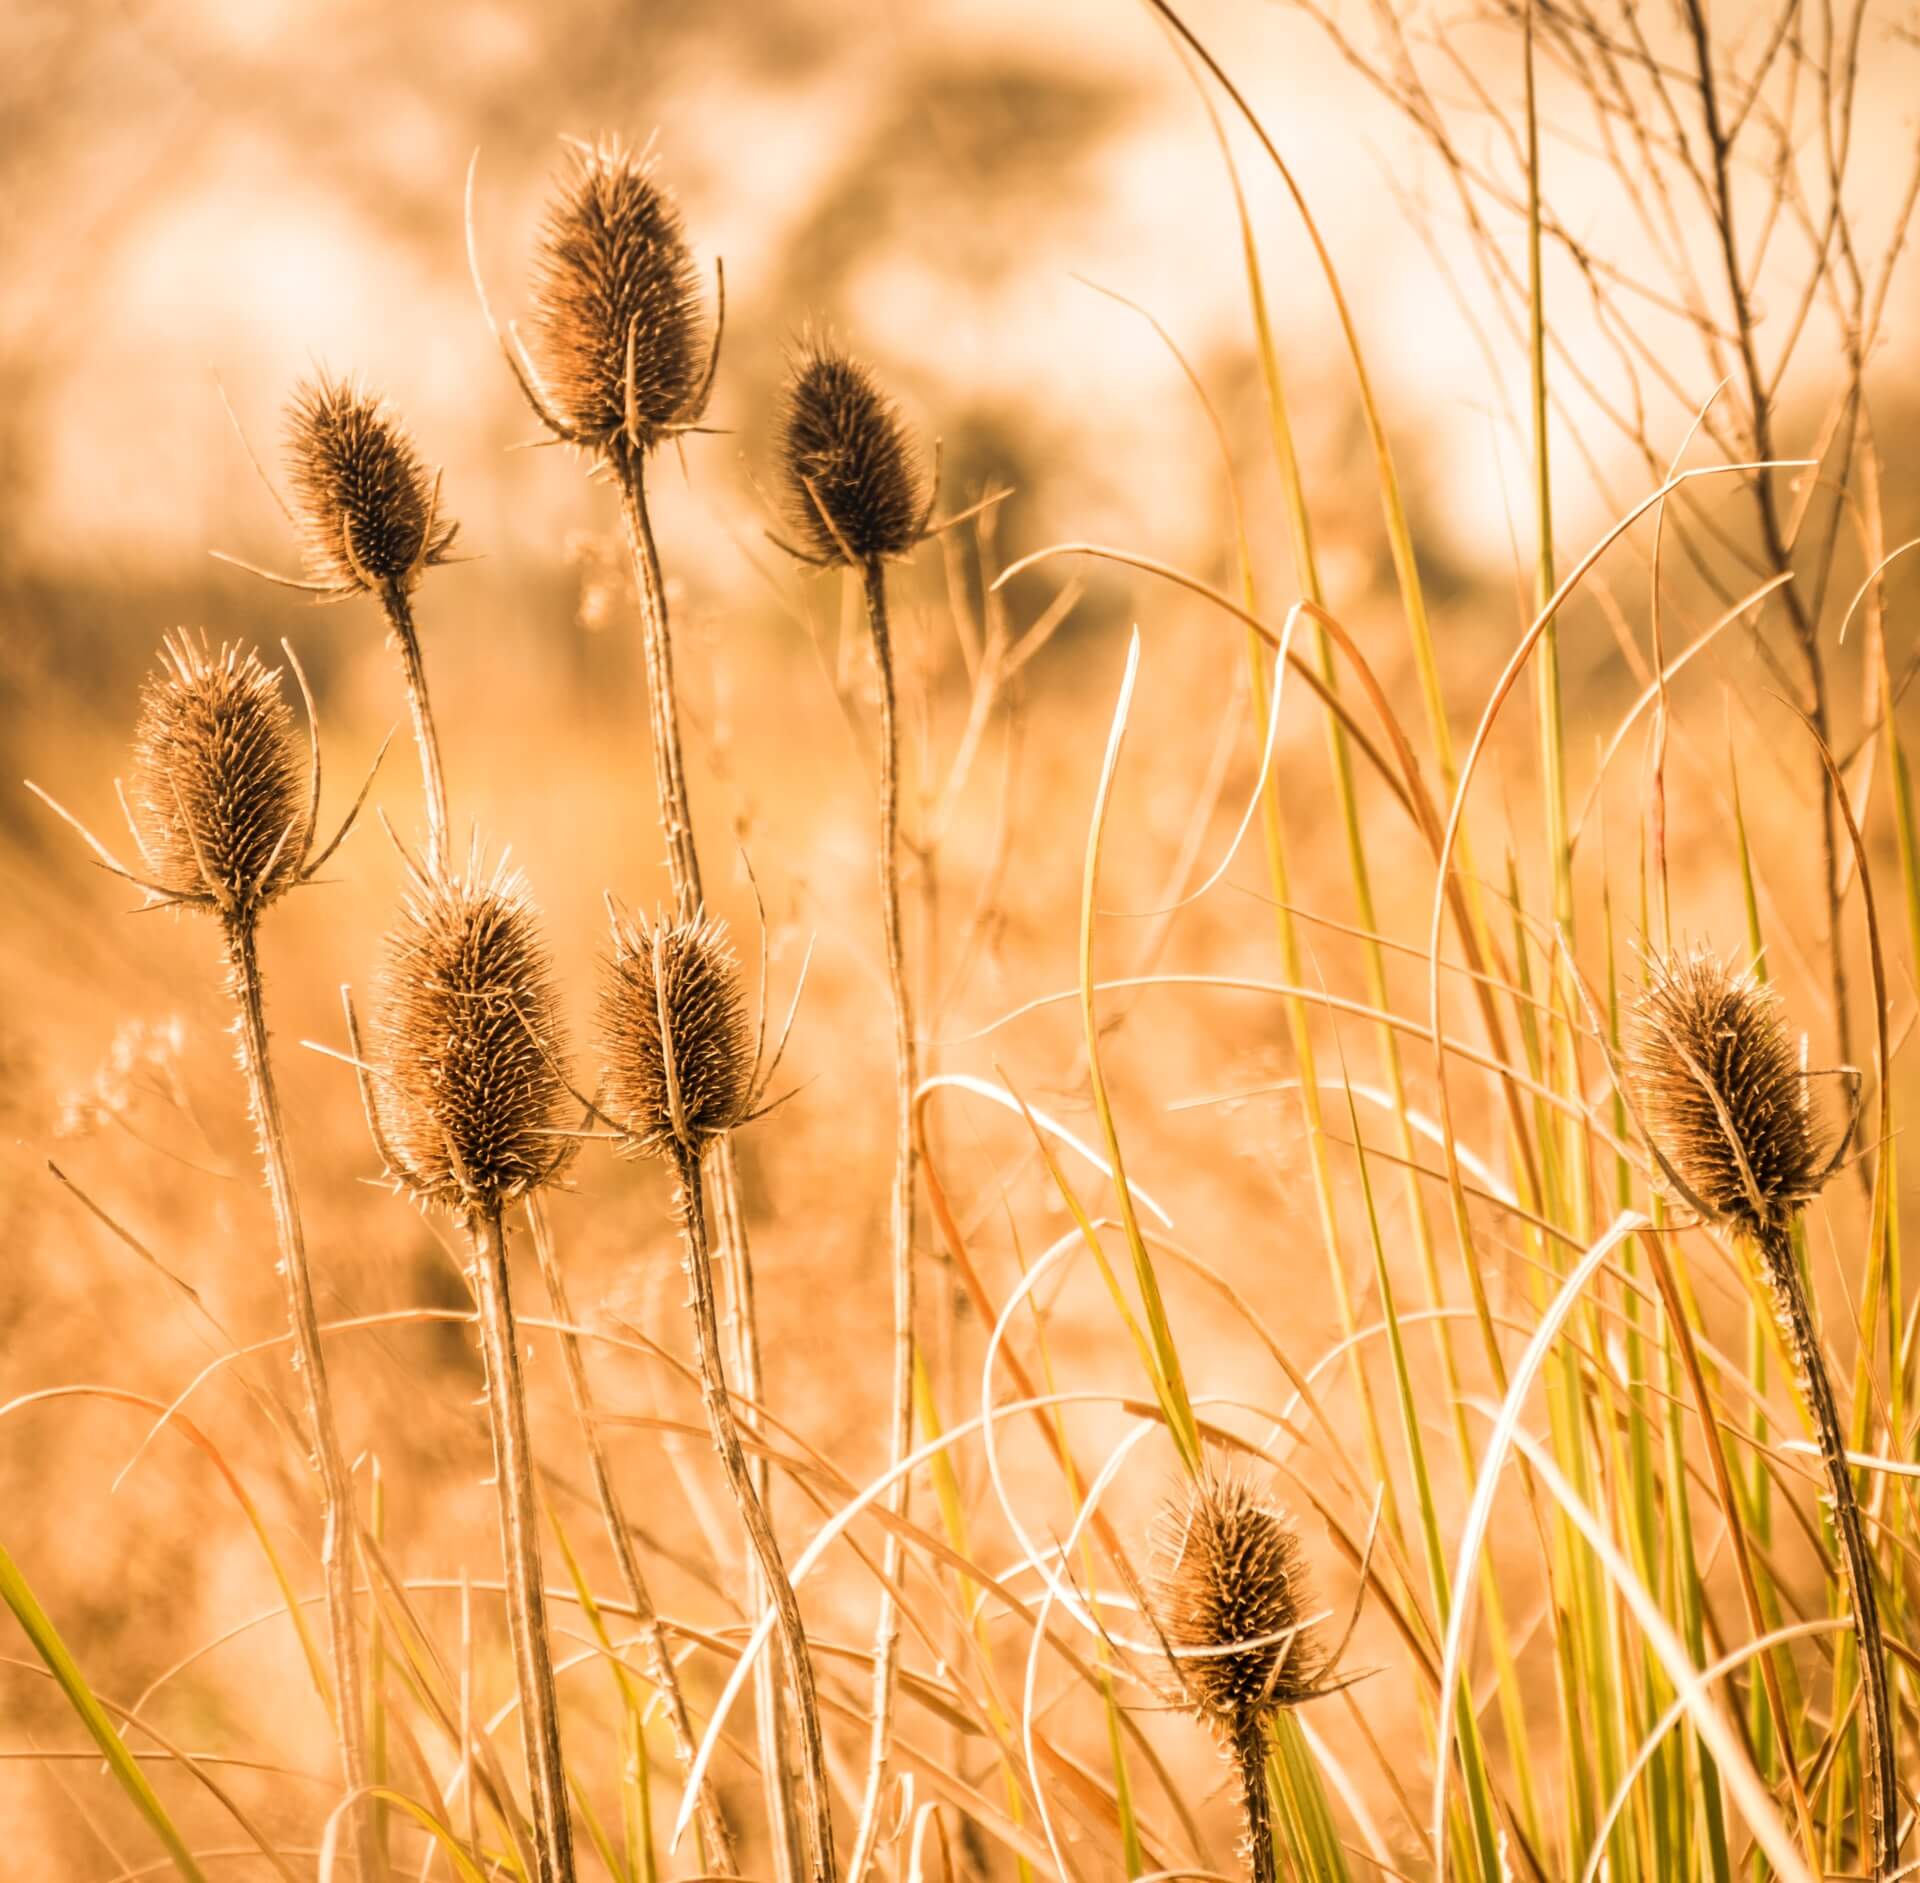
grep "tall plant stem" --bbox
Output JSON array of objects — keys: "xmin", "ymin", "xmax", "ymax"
[
  {"xmin": 525, "ymin": 1196, "xmax": 738, "ymax": 1872},
  {"xmin": 1758, "ymin": 1220, "xmax": 1896, "ymax": 1877},
  {"xmin": 1234, "ymin": 1723, "xmax": 1277, "ymax": 1883},
  {"xmin": 615, "ymin": 451, "xmax": 811, "ymax": 1883},
  {"xmin": 467, "ymin": 1202, "xmax": 575, "ymax": 1883},
  {"xmin": 1679, "ymin": 0, "xmax": 1851, "ymax": 1079},
  {"xmin": 378, "ymin": 582, "xmax": 450, "ymax": 875},
  {"xmin": 844, "ymin": 560, "xmax": 917, "ymax": 1883},
  {"xmin": 225, "ymin": 920, "xmax": 382, "ymax": 1883},
  {"xmin": 671, "ymin": 1144, "xmax": 840, "ymax": 1883}
]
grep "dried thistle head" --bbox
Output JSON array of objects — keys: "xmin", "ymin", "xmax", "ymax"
[
  {"xmin": 776, "ymin": 338, "xmax": 927, "ymax": 567},
  {"xmin": 599, "ymin": 908, "xmax": 754, "ymax": 1161},
  {"xmin": 284, "ymin": 372, "xmax": 456, "ymax": 596},
  {"xmin": 1626, "ymin": 950, "xmax": 1825, "ymax": 1235},
  {"xmin": 369, "ymin": 856, "xmax": 573, "ymax": 1214},
  {"xmin": 529, "ymin": 135, "xmax": 709, "ymax": 454},
  {"xmin": 1150, "ymin": 1467, "xmax": 1322, "ymax": 1735},
  {"xmin": 127, "ymin": 634, "xmax": 312, "ymax": 922}
]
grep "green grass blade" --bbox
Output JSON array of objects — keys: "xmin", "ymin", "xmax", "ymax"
[{"xmin": 0, "ymin": 1539, "xmax": 210, "ymax": 1883}]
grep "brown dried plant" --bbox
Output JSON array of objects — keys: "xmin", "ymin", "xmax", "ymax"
[
  {"xmin": 772, "ymin": 334, "xmax": 939, "ymax": 1883},
  {"xmin": 28, "ymin": 633, "xmax": 387, "ymax": 1881},
  {"xmin": 468, "ymin": 131, "xmax": 812, "ymax": 1883},
  {"xmin": 357, "ymin": 849, "xmax": 579, "ymax": 1883},
  {"xmin": 593, "ymin": 905, "xmax": 837, "ymax": 1881},
  {"xmin": 1626, "ymin": 949, "xmax": 1891, "ymax": 1874},
  {"xmin": 1151, "ymin": 1468, "xmax": 1330, "ymax": 1883}
]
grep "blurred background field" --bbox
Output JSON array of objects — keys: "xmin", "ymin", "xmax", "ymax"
[{"xmin": 3, "ymin": 0, "xmax": 1918, "ymax": 1875}]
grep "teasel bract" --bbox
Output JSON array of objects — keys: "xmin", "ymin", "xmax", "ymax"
[
  {"xmin": 596, "ymin": 906, "xmax": 840, "ymax": 1882},
  {"xmin": 1627, "ymin": 949, "xmax": 1893, "ymax": 1876},
  {"xmin": 29, "ymin": 633, "xmax": 386, "ymax": 1880},
  {"xmin": 1152, "ymin": 1469, "xmax": 1325, "ymax": 1883},
  {"xmin": 279, "ymin": 372, "xmax": 458, "ymax": 875},
  {"xmin": 359, "ymin": 850, "xmax": 578, "ymax": 1883},
  {"xmin": 774, "ymin": 334, "xmax": 934, "ymax": 1883},
  {"xmin": 476, "ymin": 133, "xmax": 805, "ymax": 1883}
]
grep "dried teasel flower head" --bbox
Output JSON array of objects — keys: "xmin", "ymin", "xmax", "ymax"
[
  {"xmin": 284, "ymin": 372, "xmax": 456, "ymax": 597},
  {"xmin": 599, "ymin": 907, "xmax": 755, "ymax": 1161},
  {"xmin": 775, "ymin": 336, "xmax": 928, "ymax": 567},
  {"xmin": 127, "ymin": 634, "xmax": 313, "ymax": 923},
  {"xmin": 1626, "ymin": 949, "xmax": 1827, "ymax": 1236},
  {"xmin": 529, "ymin": 134, "xmax": 710, "ymax": 455},
  {"xmin": 368, "ymin": 852, "xmax": 573, "ymax": 1215},
  {"xmin": 1150, "ymin": 1466, "xmax": 1323, "ymax": 1735}
]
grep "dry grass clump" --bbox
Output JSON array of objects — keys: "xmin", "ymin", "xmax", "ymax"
[
  {"xmin": 599, "ymin": 907, "xmax": 754, "ymax": 1161},
  {"xmin": 368, "ymin": 854, "xmax": 573, "ymax": 1213},
  {"xmin": 284, "ymin": 370, "xmax": 457, "ymax": 596},
  {"xmin": 775, "ymin": 339, "xmax": 928, "ymax": 567},
  {"xmin": 126, "ymin": 633, "xmax": 311, "ymax": 919},
  {"xmin": 529, "ymin": 133, "xmax": 710, "ymax": 454}
]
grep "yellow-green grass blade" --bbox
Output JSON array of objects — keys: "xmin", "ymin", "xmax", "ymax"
[
  {"xmin": 1077, "ymin": 630, "xmax": 1200, "ymax": 1474},
  {"xmin": 1332, "ymin": 1053, "xmax": 1503, "ymax": 1877},
  {"xmin": 547, "ymin": 1502, "xmax": 651, "ymax": 1883},
  {"xmin": 0, "ymin": 1539, "xmax": 211, "ymax": 1883}
]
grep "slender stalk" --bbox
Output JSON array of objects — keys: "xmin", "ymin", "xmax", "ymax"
[
  {"xmin": 1756, "ymin": 1222, "xmax": 1897, "ymax": 1878},
  {"xmin": 844, "ymin": 560, "xmax": 917, "ymax": 1883},
  {"xmin": 671, "ymin": 1142, "xmax": 840, "ymax": 1883},
  {"xmin": 225, "ymin": 921, "xmax": 382, "ymax": 1883},
  {"xmin": 467, "ymin": 1202, "xmax": 575, "ymax": 1883},
  {"xmin": 1234, "ymin": 1723, "xmax": 1277, "ymax": 1883},
  {"xmin": 377, "ymin": 582, "xmax": 450, "ymax": 875},
  {"xmin": 524, "ymin": 1195, "xmax": 738, "ymax": 1873},
  {"xmin": 614, "ymin": 452, "xmax": 810, "ymax": 1883}
]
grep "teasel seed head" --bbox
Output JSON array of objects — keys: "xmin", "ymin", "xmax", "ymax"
[
  {"xmin": 1626, "ymin": 949, "xmax": 1825, "ymax": 1236},
  {"xmin": 127, "ymin": 634, "xmax": 312, "ymax": 924},
  {"xmin": 368, "ymin": 855, "xmax": 573, "ymax": 1215},
  {"xmin": 1150, "ymin": 1467, "xmax": 1323, "ymax": 1735},
  {"xmin": 284, "ymin": 372, "xmax": 456, "ymax": 597},
  {"xmin": 599, "ymin": 908, "xmax": 755, "ymax": 1161},
  {"xmin": 529, "ymin": 134, "xmax": 709, "ymax": 455},
  {"xmin": 776, "ymin": 337, "xmax": 927, "ymax": 567}
]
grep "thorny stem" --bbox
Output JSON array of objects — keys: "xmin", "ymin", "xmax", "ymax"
[
  {"xmin": 377, "ymin": 583, "xmax": 450, "ymax": 877},
  {"xmin": 613, "ymin": 449, "xmax": 807, "ymax": 1883},
  {"xmin": 844, "ymin": 560, "xmax": 917, "ymax": 1883},
  {"xmin": 225, "ymin": 921, "xmax": 383, "ymax": 1883},
  {"xmin": 524, "ymin": 1195, "xmax": 738, "ymax": 1873},
  {"xmin": 1234, "ymin": 1721, "xmax": 1277, "ymax": 1883},
  {"xmin": 1756, "ymin": 1221, "xmax": 1897, "ymax": 1878},
  {"xmin": 672, "ymin": 1143, "xmax": 840, "ymax": 1883},
  {"xmin": 467, "ymin": 1202, "xmax": 576, "ymax": 1883}
]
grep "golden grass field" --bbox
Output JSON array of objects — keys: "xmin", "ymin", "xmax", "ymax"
[{"xmin": 3, "ymin": 0, "xmax": 1919, "ymax": 1878}]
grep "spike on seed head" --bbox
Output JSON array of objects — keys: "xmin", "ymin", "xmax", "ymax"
[
  {"xmin": 284, "ymin": 372, "xmax": 456, "ymax": 596},
  {"xmin": 529, "ymin": 134, "xmax": 708, "ymax": 454},
  {"xmin": 1626, "ymin": 949, "xmax": 1825, "ymax": 1235},
  {"xmin": 599, "ymin": 908, "xmax": 754, "ymax": 1161},
  {"xmin": 776, "ymin": 337, "xmax": 926, "ymax": 567},
  {"xmin": 368, "ymin": 856, "xmax": 573, "ymax": 1214},
  {"xmin": 128, "ymin": 633, "xmax": 311, "ymax": 922},
  {"xmin": 1150, "ymin": 1466, "xmax": 1322, "ymax": 1734}
]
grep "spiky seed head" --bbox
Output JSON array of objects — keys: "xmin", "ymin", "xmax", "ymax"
[
  {"xmin": 599, "ymin": 909, "xmax": 754, "ymax": 1160},
  {"xmin": 776, "ymin": 339, "xmax": 926, "ymax": 567},
  {"xmin": 369, "ymin": 857, "xmax": 572, "ymax": 1214},
  {"xmin": 529, "ymin": 135, "xmax": 708, "ymax": 454},
  {"xmin": 284, "ymin": 372, "xmax": 456, "ymax": 595},
  {"xmin": 1626, "ymin": 950, "xmax": 1824, "ymax": 1235},
  {"xmin": 1150, "ymin": 1467, "xmax": 1322, "ymax": 1734},
  {"xmin": 127, "ymin": 634, "xmax": 311, "ymax": 922}
]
